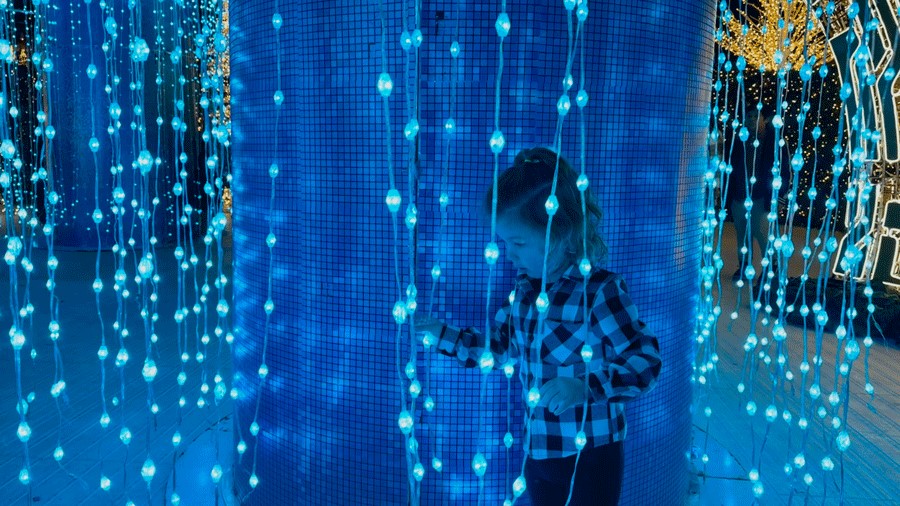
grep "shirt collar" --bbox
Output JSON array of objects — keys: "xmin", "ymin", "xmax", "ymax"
[{"xmin": 515, "ymin": 264, "xmax": 581, "ymax": 292}]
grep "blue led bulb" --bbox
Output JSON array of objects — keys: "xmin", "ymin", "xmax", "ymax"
[
  {"xmin": 16, "ymin": 422, "xmax": 31, "ymax": 442},
  {"xmin": 576, "ymin": 3, "xmax": 589, "ymax": 21},
  {"xmin": 545, "ymin": 195, "xmax": 559, "ymax": 215},
  {"xmin": 405, "ymin": 204, "xmax": 418, "ymax": 229},
  {"xmin": 576, "ymin": 89, "xmax": 589, "ymax": 108},
  {"xmin": 377, "ymin": 73, "xmax": 393, "ymax": 97},
  {"xmin": 130, "ymin": 38, "xmax": 150, "ymax": 62},
  {"xmin": 211, "ymin": 465, "xmax": 223, "ymax": 483},
  {"xmin": 484, "ymin": 242, "xmax": 500, "ymax": 265},
  {"xmin": 536, "ymin": 292, "xmax": 550, "ymax": 312},
  {"xmin": 836, "ymin": 431, "xmax": 850, "ymax": 451},
  {"xmin": 1, "ymin": 139, "xmax": 16, "ymax": 159},
  {"xmin": 385, "ymin": 188, "xmax": 401, "ymax": 212},
  {"xmin": 479, "ymin": 351, "xmax": 494, "ymax": 373},
  {"xmin": 527, "ymin": 387, "xmax": 541, "ymax": 407},
  {"xmin": 104, "ymin": 17, "xmax": 117, "ymax": 36},
  {"xmin": 142, "ymin": 360, "xmax": 158, "ymax": 382},
  {"xmin": 404, "ymin": 119, "xmax": 420, "ymax": 141},
  {"xmin": 141, "ymin": 458, "xmax": 156, "ymax": 483},
  {"xmin": 799, "ymin": 63, "xmax": 812, "ymax": 81},
  {"xmin": 413, "ymin": 463, "xmax": 425, "ymax": 481},
  {"xmin": 557, "ymin": 95, "xmax": 571, "ymax": 116},
  {"xmin": 397, "ymin": 410, "xmax": 413, "ymax": 434},
  {"xmin": 400, "ymin": 31, "xmax": 412, "ymax": 51},
  {"xmin": 450, "ymin": 41, "xmax": 460, "ymax": 58},
  {"xmin": 471, "ymin": 453, "xmax": 487, "ymax": 476},
  {"xmin": 495, "ymin": 13, "xmax": 511, "ymax": 38},
  {"xmin": 844, "ymin": 339, "xmax": 860, "ymax": 361},
  {"xmin": 120, "ymin": 427, "xmax": 133, "ymax": 445},
  {"xmin": 490, "ymin": 130, "xmax": 505, "ymax": 153}
]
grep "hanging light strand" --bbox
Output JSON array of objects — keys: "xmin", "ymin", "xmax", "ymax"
[
  {"xmin": 245, "ymin": 0, "xmax": 282, "ymax": 494},
  {"xmin": 204, "ymin": 0, "xmax": 233, "ymax": 496},
  {"xmin": 2, "ymin": 0, "xmax": 34, "ymax": 491},
  {"xmin": 76, "ymin": 0, "xmax": 115, "ymax": 493},
  {"xmin": 396, "ymin": 0, "xmax": 426, "ymax": 499},
  {"xmin": 37, "ymin": 0, "xmax": 68, "ymax": 482},
  {"xmin": 125, "ymin": 1, "xmax": 162, "ymax": 496},
  {"xmin": 559, "ymin": 2, "xmax": 590, "ymax": 505},
  {"xmin": 167, "ymin": 0, "xmax": 191, "ymax": 503}
]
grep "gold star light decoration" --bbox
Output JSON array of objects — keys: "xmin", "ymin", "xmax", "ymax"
[{"xmin": 720, "ymin": 0, "xmax": 833, "ymax": 71}]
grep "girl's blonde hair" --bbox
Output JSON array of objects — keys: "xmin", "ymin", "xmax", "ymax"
[{"xmin": 484, "ymin": 147, "xmax": 608, "ymax": 268}]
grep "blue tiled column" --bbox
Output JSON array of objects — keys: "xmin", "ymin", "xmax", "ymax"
[{"xmin": 230, "ymin": 1, "xmax": 715, "ymax": 504}]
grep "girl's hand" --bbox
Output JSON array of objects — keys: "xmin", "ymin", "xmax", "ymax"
[
  {"xmin": 539, "ymin": 377, "xmax": 587, "ymax": 416},
  {"xmin": 412, "ymin": 312, "xmax": 445, "ymax": 339}
]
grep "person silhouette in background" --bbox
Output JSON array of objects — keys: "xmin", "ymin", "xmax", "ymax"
[{"xmin": 725, "ymin": 104, "xmax": 783, "ymax": 285}]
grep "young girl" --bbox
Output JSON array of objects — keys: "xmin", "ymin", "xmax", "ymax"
[{"xmin": 415, "ymin": 147, "xmax": 661, "ymax": 505}]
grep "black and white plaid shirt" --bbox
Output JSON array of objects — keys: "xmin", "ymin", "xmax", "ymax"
[{"xmin": 436, "ymin": 265, "xmax": 661, "ymax": 459}]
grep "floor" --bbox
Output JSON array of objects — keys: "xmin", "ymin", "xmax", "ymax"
[
  {"xmin": 687, "ymin": 224, "xmax": 900, "ymax": 506},
  {"xmin": 0, "ymin": 232, "xmax": 236, "ymax": 505},
  {"xmin": 0, "ymin": 224, "xmax": 897, "ymax": 505}
]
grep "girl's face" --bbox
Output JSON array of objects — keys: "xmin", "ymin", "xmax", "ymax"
[{"xmin": 497, "ymin": 214, "xmax": 567, "ymax": 281}]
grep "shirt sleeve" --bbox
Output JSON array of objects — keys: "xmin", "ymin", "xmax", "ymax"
[
  {"xmin": 433, "ymin": 301, "xmax": 515, "ymax": 369},
  {"xmin": 584, "ymin": 275, "xmax": 661, "ymax": 403}
]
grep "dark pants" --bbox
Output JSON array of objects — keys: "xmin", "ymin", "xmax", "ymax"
[{"xmin": 524, "ymin": 441, "xmax": 624, "ymax": 506}]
